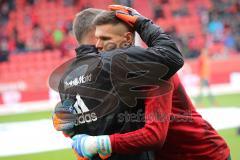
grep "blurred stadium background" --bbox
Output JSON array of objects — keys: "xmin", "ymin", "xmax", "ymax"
[{"xmin": 0, "ymin": 0, "xmax": 239, "ymax": 159}]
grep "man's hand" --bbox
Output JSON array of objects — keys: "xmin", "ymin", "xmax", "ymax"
[
  {"xmin": 52, "ymin": 99, "xmax": 76, "ymax": 131},
  {"xmin": 108, "ymin": 5, "xmax": 142, "ymax": 27},
  {"xmin": 72, "ymin": 134, "xmax": 112, "ymax": 160}
]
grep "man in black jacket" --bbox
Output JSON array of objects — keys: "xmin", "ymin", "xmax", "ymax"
[{"xmin": 50, "ymin": 5, "xmax": 183, "ymax": 160}]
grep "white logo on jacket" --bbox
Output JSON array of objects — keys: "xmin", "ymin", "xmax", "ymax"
[
  {"xmin": 73, "ymin": 94, "xmax": 97, "ymax": 124},
  {"xmin": 65, "ymin": 73, "xmax": 92, "ymax": 87}
]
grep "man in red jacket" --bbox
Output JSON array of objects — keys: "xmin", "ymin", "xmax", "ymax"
[
  {"xmin": 71, "ymin": 5, "xmax": 230, "ymax": 160},
  {"xmin": 109, "ymin": 74, "xmax": 230, "ymax": 160}
]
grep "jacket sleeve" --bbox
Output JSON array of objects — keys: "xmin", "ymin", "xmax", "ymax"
[
  {"xmin": 123, "ymin": 17, "xmax": 184, "ymax": 80},
  {"xmin": 109, "ymin": 87, "xmax": 173, "ymax": 154}
]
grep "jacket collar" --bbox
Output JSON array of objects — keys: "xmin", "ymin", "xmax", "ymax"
[{"xmin": 75, "ymin": 45, "xmax": 98, "ymax": 57}]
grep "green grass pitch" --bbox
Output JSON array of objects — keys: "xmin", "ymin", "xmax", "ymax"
[
  {"xmin": 0, "ymin": 93, "xmax": 239, "ymax": 159},
  {"xmin": 0, "ymin": 128, "xmax": 238, "ymax": 160}
]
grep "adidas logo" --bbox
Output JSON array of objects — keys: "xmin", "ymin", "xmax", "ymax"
[{"xmin": 74, "ymin": 94, "xmax": 97, "ymax": 124}]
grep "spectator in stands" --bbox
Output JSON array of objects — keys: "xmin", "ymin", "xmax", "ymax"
[
  {"xmin": 0, "ymin": 25, "xmax": 14, "ymax": 56},
  {"xmin": 0, "ymin": 1, "xmax": 11, "ymax": 25},
  {"xmin": 15, "ymin": 37, "xmax": 26, "ymax": 53},
  {"xmin": 52, "ymin": 27, "xmax": 64, "ymax": 47},
  {"xmin": 26, "ymin": 23, "xmax": 44, "ymax": 51},
  {"xmin": 43, "ymin": 30, "xmax": 54, "ymax": 50},
  {"xmin": 26, "ymin": 0, "xmax": 35, "ymax": 5},
  {"xmin": 153, "ymin": 3, "xmax": 165, "ymax": 21},
  {"xmin": 11, "ymin": 27, "xmax": 26, "ymax": 53},
  {"xmin": 208, "ymin": 13, "xmax": 224, "ymax": 42},
  {"xmin": 114, "ymin": 0, "xmax": 133, "ymax": 7},
  {"xmin": 187, "ymin": 34, "xmax": 201, "ymax": 58},
  {"xmin": 198, "ymin": 4, "xmax": 209, "ymax": 32},
  {"xmin": 172, "ymin": 3, "xmax": 189, "ymax": 17},
  {"xmin": 235, "ymin": 34, "xmax": 240, "ymax": 53},
  {"xmin": 63, "ymin": 0, "xmax": 75, "ymax": 6},
  {"xmin": 59, "ymin": 31, "xmax": 76, "ymax": 57},
  {"xmin": 63, "ymin": 20, "xmax": 73, "ymax": 33},
  {"xmin": 223, "ymin": 25, "xmax": 236, "ymax": 50},
  {"xmin": 23, "ymin": 6, "xmax": 33, "ymax": 26},
  {"xmin": 232, "ymin": 14, "xmax": 240, "ymax": 52},
  {"xmin": 165, "ymin": 26, "xmax": 189, "ymax": 57},
  {"xmin": 161, "ymin": 0, "xmax": 169, "ymax": 4},
  {"xmin": 0, "ymin": 0, "xmax": 239, "ymax": 57},
  {"xmin": 6, "ymin": 0, "xmax": 15, "ymax": 10},
  {"xmin": 0, "ymin": 35, "xmax": 9, "ymax": 62}
]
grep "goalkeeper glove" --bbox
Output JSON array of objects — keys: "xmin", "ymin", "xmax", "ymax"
[
  {"xmin": 108, "ymin": 4, "xmax": 143, "ymax": 27},
  {"xmin": 72, "ymin": 134, "xmax": 112, "ymax": 160},
  {"xmin": 52, "ymin": 99, "xmax": 77, "ymax": 132}
]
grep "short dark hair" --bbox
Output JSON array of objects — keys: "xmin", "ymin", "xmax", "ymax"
[
  {"xmin": 93, "ymin": 11, "xmax": 134, "ymax": 33},
  {"xmin": 72, "ymin": 8, "xmax": 103, "ymax": 44}
]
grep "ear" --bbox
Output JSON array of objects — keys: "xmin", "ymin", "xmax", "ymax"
[{"xmin": 124, "ymin": 32, "xmax": 134, "ymax": 45}]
